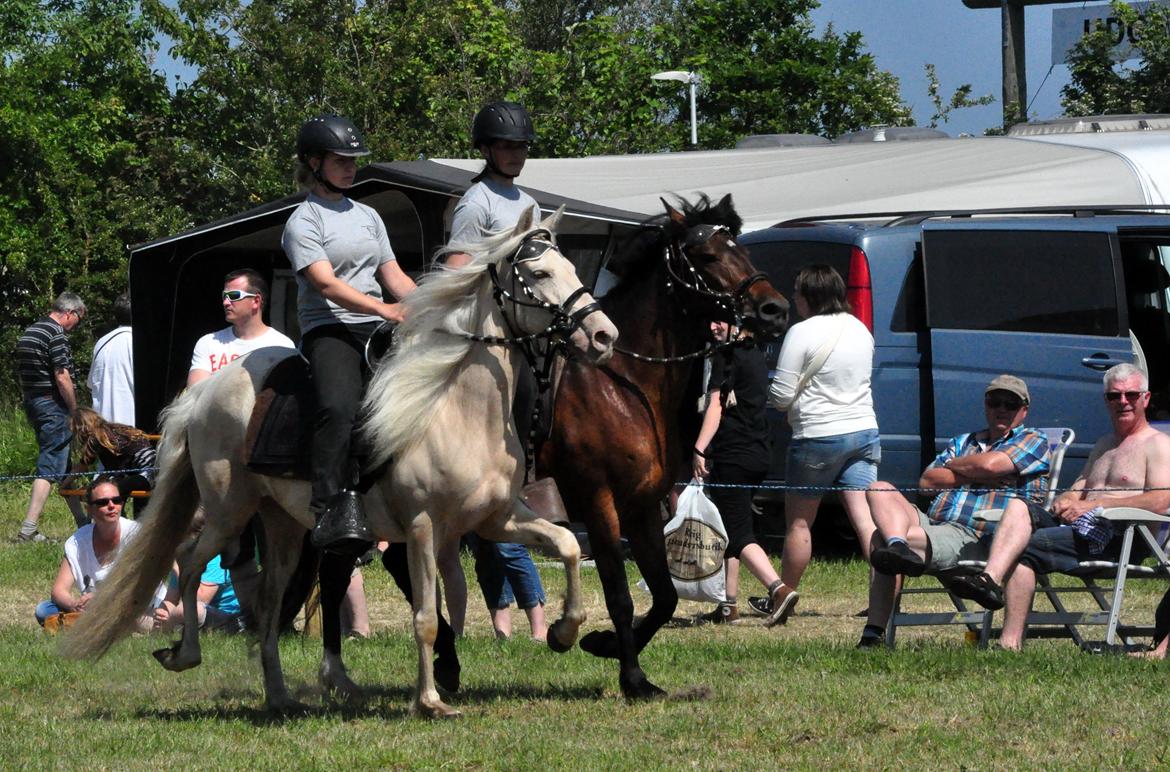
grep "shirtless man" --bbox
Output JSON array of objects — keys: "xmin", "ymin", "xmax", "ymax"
[{"xmin": 950, "ymin": 362, "xmax": 1170, "ymax": 650}]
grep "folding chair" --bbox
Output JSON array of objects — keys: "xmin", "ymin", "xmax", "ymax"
[
  {"xmin": 1023, "ymin": 507, "xmax": 1170, "ymax": 650},
  {"xmin": 884, "ymin": 427, "xmax": 1075, "ymax": 648}
]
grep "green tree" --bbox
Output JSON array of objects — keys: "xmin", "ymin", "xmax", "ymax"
[
  {"xmin": 0, "ymin": 0, "xmax": 189, "ymax": 400},
  {"xmin": 670, "ymin": 1, "xmax": 910, "ymax": 147},
  {"xmin": 1061, "ymin": 1, "xmax": 1170, "ymax": 116},
  {"xmin": 924, "ymin": 63, "xmax": 995, "ymax": 129}
]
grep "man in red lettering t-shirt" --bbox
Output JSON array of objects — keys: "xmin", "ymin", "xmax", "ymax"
[{"xmin": 187, "ymin": 269, "xmax": 295, "ymax": 387}]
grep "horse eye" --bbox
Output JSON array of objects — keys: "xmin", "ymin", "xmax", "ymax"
[{"xmin": 530, "ymin": 270, "xmax": 551, "ymax": 280}]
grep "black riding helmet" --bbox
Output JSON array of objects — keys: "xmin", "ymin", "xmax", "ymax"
[
  {"xmin": 297, "ymin": 114, "xmax": 370, "ymax": 160},
  {"xmin": 471, "ymin": 102, "xmax": 534, "ymax": 181},
  {"xmin": 297, "ymin": 114, "xmax": 369, "ymax": 193},
  {"xmin": 471, "ymin": 101, "xmax": 535, "ymax": 149}
]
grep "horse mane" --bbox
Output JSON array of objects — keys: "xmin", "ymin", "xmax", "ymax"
[
  {"xmin": 361, "ymin": 225, "xmax": 533, "ymax": 466},
  {"xmin": 605, "ymin": 193, "xmax": 743, "ymax": 289}
]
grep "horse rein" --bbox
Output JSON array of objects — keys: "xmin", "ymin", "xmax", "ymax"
[{"xmin": 613, "ymin": 222, "xmax": 768, "ymax": 364}]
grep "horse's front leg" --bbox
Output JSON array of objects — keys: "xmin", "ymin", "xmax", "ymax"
[
  {"xmin": 576, "ymin": 490, "xmax": 667, "ymax": 700},
  {"xmin": 318, "ymin": 551, "xmax": 362, "ymax": 701},
  {"xmin": 406, "ymin": 512, "xmax": 460, "ymax": 719},
  {"xmin": 382, "ymin": 542, "xmax": 461, "ymax": 693},
  {"xmin": 477, "ymin": 498, "xmax": 584, "ymax": 653}
]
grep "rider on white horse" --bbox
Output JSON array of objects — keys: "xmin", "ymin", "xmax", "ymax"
[{"xmin": 282, "ymin": 115, "xmax": 418, "ymax": 557}]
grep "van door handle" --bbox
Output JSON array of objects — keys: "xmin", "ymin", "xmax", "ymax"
[{"xmin": 1081, "ymin": 354, "xmax": 1126, "ymax": 371}]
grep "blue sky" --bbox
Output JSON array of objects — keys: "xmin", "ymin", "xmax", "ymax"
[{"xmin": 811, "ymin": 1, "xmax": 1076, "ymax": 136}]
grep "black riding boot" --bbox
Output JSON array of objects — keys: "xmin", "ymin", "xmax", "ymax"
[{"xmin": 311, "ymin": 490, "xmax": 374, "ymax": 557}]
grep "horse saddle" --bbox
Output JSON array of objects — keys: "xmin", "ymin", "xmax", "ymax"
[{"xmin": 245, "ymin": 355, "xmax": 315, "ymax": 478}]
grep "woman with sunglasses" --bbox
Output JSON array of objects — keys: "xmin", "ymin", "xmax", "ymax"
[
  {"xmin": 766, "ymin": 264, "xmax": 881, "ymax": 622},
  {"xmin": 34, "ymin": 476, "xmax": 164, "ymax": 631},
  {"xmin": 282, "ymin": 114, "xmax": 417, "ymax": 556}
]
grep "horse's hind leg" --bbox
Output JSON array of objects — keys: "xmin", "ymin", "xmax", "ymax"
[
  {"xmin": 477, "ymin": 499, "xmax": 585, "ymax": 653},
  {"xmin": 153, "ymin": 522, "xmax": 226, "ymax": 672},
  {"xmin": 406, "ymin": 513, "xmax": 460, "ymax": 719},
  {"xmin": 576, "ymin": 491, "xmax": 666, "ymax": 699},
  {"xmin": 255, "ymin": 506, "xmax": 311, "ymax": 714},
  {"xmin": 383, "ymin": 543, "xmax": 460, "ymax": 693},
  {"xmin": 318, "ymin": 551, "xmax": 361, "ymax": 700}
]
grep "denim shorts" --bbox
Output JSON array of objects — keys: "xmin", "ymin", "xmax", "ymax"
[
  {"xmin": 23, "ymin": 395, "xmax": 72, "ymax": 478},
  {"xmin": 786, "ymin": 428, "xmax": 881, "ymax": 497}
]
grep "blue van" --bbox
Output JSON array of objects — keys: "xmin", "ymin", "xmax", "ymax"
[{"xmin": 740, "ymin": 208, "xmax": 1170, "ymax": 522}]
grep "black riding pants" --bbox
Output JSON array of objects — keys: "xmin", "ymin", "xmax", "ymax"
[{"xmin": 302, "ymin": 322, "xmax": 376, "ymax": 515}]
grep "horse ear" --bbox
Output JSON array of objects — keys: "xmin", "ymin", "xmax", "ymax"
[
  {"xmin": 716, "ymin": 193, "xmax": 734, "ymax": 212},
  {"xmin": 541, "ymin": 205, "xmax": 565, "ymax": 235},
  {"xmin": 513, "ymin": 207, "xmax": 535, "ymax": 235},
  {"xmin": 660, "ymin": 198, "xmax": 686, "ymax": 228}
]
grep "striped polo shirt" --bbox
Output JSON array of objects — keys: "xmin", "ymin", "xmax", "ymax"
[{"xmin": 15, "ymin": 317, "xmax": 73, "ymax": 399}]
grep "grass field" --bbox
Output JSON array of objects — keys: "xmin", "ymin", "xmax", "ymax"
[{"xmin": 2, "ymin": 482, "xmax": 1169, "ymax": 769}]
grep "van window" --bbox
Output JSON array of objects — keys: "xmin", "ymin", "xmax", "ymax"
[
  {"xmin": 923, "ymin": 230, "xmax": 1119, "ymax": 336},
  {"xmin": 742, "ymin": 240, "xmax": 853, "ymax": 324},
  {"xmin": 741, "ymin": 240, "xmax": 854, "ymax": 367}
]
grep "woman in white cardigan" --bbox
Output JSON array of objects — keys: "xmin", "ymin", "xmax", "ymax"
[{"xmin": 768, "ymin": 265, "xmax": 880, "ymax": 614}]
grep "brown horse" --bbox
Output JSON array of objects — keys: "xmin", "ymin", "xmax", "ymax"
[{"xmin": 538, "ymin": 194, "xmax": 789, "ymax": 698}]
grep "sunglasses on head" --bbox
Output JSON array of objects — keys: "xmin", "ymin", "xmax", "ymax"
[
  {"xmin": 89, "ymin": 496, "xmax": 124, "ymax": 507},
  {"xmin": 222, "ymin": 290, "xmax": 258, "ymax": 302},
  {"xmin": 1105, "ymin": 390, "xmax": 1146, "ymax": 402},
  {"xmin": 985, "ymin": 396, "xmax": 1024, "ymax": 411}
]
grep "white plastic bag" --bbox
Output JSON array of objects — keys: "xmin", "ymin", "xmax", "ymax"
[{"xmin": 657, "ymin": 480, "xmax": 728, "ymax": 603}]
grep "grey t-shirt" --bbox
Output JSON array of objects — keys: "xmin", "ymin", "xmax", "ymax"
[
  {"xmin": 282, "ymin": 192, "xmax": 396, "ymax": 333},
  {"xmin": 448, "ymin": 179, "xmax": 541, "ymax": 251}
]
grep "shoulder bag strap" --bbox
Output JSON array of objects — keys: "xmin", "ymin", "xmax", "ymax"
[{"xmin": 791, "ymin": 316, "xmax": 847, "ymax": 400}]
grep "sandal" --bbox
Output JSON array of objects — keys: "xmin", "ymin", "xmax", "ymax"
[{"xmin": 949, "ymin": 571, "xmax": 1005, "ymax": 611}]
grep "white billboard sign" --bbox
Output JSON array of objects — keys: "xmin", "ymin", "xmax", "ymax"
[{"xmin": 1052, "ymin": 0, "xmax": 1170, "ymax": 65}]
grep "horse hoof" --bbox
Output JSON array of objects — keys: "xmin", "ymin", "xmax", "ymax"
[
  {"xmin": 579, "ymin": 630, "xmax": 619, "ymax": 659},
  {"xmin": 434, "ymin": 658, "xmax": 461, "ymax": 694},
  {"xmin": 152, "ymin": 645, "xmax": 201, "ymax": 672},
  {"xmin": 546, "ymin": 620, "xmax": 575, "ymax": 654},
  {"xmin": 415, "ymin": 699, "xmax": 462, "ymax": 720},
  {"xmin": 623, "ymin": 680, "xmax": 667, "ymax": 701},
  {"xmin": 268, "ymin": 696, "xmax": 312, "ymax": 716}
]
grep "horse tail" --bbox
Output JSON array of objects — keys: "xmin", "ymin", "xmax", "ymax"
[{"xmin": 61, "ymin": 386, "xmax": 204, "ymax": 660}]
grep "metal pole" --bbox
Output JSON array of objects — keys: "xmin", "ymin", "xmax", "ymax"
[
  {"xmin": 688, "ymin": 78, "xmax": 698, "ymax": 147},
  {"xmin": 1001, "ymin": 0, "xmax": 1027, "ymax": 127}
]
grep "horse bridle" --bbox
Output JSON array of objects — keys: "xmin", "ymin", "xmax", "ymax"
[
  {"xmin": 663, "ymin": 223, "xmax": 769, "ymax": 329},
  {"xmin": 613, "ymin": 222, "xmax": 768, "ymax": 364},
  {"xmin": 455, "ymin": 229, "xmax": 607, "ymax": 392}
]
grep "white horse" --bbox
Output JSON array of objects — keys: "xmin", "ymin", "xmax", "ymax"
[{"xmin": 63, "ymin": 209, "xmax": 617, "ymax": 718}]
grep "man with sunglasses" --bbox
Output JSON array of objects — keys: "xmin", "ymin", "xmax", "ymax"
[
  {"xmin": 15, "ymin": 291, "xmax": 88, "ymax": 542},
  {"xmin": 856, "ymin": 374, "xmax": 1051, "ymax": 647},
  {"xmin": 947, "ymin": 363, "xmax": 1170, "ymax": 649},
  {"xmin": 187, "ymin": 269, "xmax": 294, "ymax": 387}
]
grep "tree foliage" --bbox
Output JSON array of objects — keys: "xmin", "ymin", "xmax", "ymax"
[
  {"xmin": 1062, "ymin": 0, "xmax": 1170, "ymax": 116},
  {"xmin": 0, "ymin": 0, "xmax": 913, "ymax": 403}
]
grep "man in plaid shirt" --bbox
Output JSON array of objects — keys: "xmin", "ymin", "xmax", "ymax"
[
  {"xmin": 855, "ymin": 374, "xmax": 1051, "ymax": 647},
  {"xmin": 950, "ymin": 363, "xmax": 1170, "ymax": 650}
]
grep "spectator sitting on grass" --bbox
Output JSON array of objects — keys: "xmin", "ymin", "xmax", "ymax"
[
  {"xmin": 34, "ymin": 476, "xmax": 163, "ymax": 631},
  {"xmin": 153, "ymin": 553, "xmax": 245, "ymax": 634}
]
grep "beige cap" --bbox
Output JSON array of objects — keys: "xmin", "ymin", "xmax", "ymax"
[{"xmin": 986, "ymin": 374, "xmax": 1029, "ymax": 405}]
